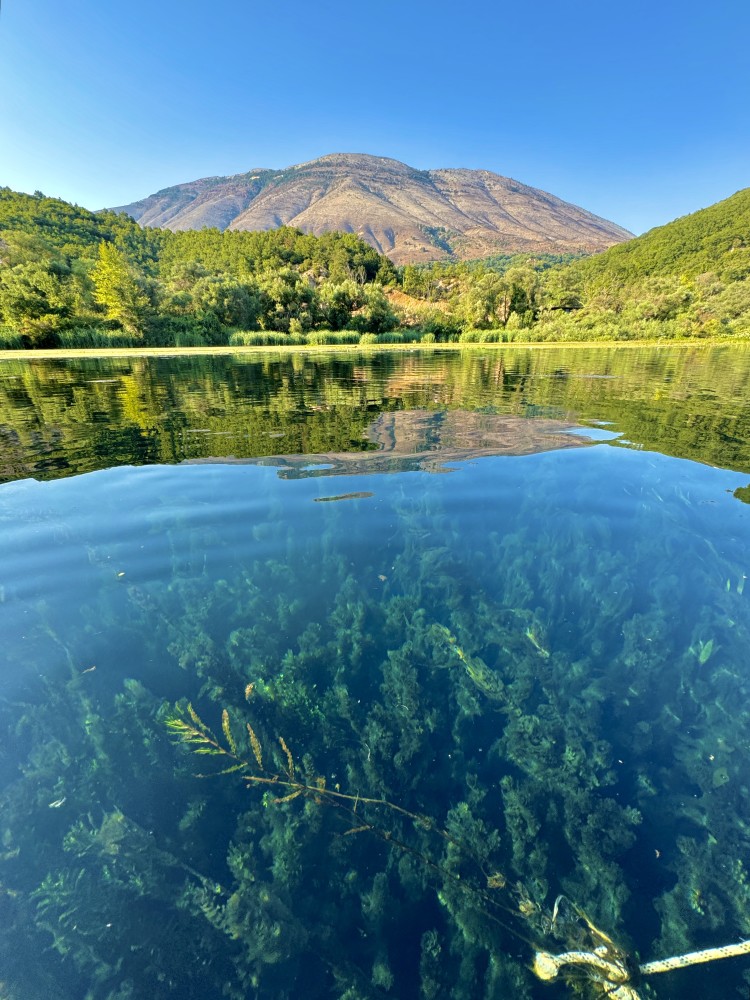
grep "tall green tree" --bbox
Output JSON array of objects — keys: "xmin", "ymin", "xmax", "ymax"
[
  {"xmin": 90, "ymin": 242, "xmax": 150, "ymax": 335},
  {"xmin": 190, "ymin": 275, "xmax": 263, "ymax": 329},
  {"xmin": 458, "ymin": 272, "xmax": 512, "ymax": 328},
  {"xmin": 317, "ymin": 278, "xmax": 363, "ymax": 329}
]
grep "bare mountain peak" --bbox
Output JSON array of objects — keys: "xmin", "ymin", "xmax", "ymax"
[{"xmin": 113, "ymin": 153, "xmax": 632, "ymax": 263}]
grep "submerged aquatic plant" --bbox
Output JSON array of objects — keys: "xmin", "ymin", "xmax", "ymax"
[
  {"xmin": 691, "ymin": 637, "xmax": 716, "ymax": 664},
  {"xmin": 4, "ymin": 403, "xmax": 750, "ymax": 1000},
  {"xmin": 165, "ymin": 702, "xmax": 472, "ymax": 852}
]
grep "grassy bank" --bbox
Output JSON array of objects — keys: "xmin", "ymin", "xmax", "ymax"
[{"xmin": 1, "ymin": 335, "xmax": 748, "ymax": 362}]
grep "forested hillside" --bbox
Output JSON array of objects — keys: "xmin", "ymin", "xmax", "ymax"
[
  {"xmin": 571, "ymin": 188, "xmax": 750, "ymax": 282},
  {"xmin": 1, "ymin": 185, "xmax": 749, "ymax": 348},
  {"xmin": 531, "ymin": 188, "xmax": 750, "ymax": 340},
  {"xmin": 0, "ymin": 188, "xmax": 398, "ymax": 348},
  {"xmin": 400, "ymin": 188, "xmax": 750, "ymax": 342}
]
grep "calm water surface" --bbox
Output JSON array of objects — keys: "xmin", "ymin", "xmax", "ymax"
[{"xmin": 1, "ymin": 346, "xmax": 750, "ymax": 1000}]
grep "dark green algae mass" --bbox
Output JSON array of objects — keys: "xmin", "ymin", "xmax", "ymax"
[{"xmin": 2, "ymin": 447, "xmax": 750, "ymax": 1000}]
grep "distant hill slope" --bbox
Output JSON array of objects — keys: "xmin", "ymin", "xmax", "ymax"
[
  {"xmin": 571, "ymin": 187, "xmax": 750, "ymax": 284},
  {"xmin": 112, "ymin": 153, "xmax": 632, "ymax": 265},
  {"xmin": 0, "ymin": 187, "xmax": 151, "ymax": 254},
  {"xmin": 0, "ymin": 186, "xmax": 164, "ymax": 268}
]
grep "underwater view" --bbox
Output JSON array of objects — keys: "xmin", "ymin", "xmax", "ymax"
[{"xmin": 1, "ymin": 345, "xmax": 750, "ymax": 1000}]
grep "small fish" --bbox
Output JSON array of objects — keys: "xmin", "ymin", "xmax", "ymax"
[
  {"xmin": 48, "ymin": 797, "xmax": 66, "ymax": 809},
  {"xmin": 81, "ymin": 665, "xmax": 96, "ymax": 674}
]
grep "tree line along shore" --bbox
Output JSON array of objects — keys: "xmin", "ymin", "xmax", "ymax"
[{"xmin": 0, "ymin": 186, "xmax": 748, "ymax": 350}]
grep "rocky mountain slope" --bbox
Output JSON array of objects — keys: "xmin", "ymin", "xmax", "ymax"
[{"xmin": 113, "ymin": 153, "xmax": 632, "ymax": 264}]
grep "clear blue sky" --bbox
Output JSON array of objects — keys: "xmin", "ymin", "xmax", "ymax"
[{"xmin": 1, "ymin": 0, "xmax": 747, "ymax": 235}]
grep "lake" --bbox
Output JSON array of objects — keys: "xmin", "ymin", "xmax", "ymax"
[{"xmin": 1, "ymin": 345, "xmax": 750, "ymax": 1000}]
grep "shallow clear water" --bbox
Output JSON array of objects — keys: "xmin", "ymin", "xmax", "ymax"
[{"xmin": 1, "ymin": 346, "xmax": 750, "ymax": 1000}]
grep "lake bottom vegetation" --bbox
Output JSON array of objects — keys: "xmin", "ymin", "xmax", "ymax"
[
  {"xmin": 0, "ymin": 186, "xmax": 749, "ymax": 349},
  {"xmin": 2, "ymin": 443, "xmax": 750, "ymax": 1000}
]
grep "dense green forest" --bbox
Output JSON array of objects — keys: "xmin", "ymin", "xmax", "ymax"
[
  {"xmin": 573, "ymin": 188, "xmax": 750, "ymax": 282},
  {"xmin": 0, "ymin": 186, "xmax": 749, "ymax": 348},
  {"xmin": 0, "ymin": 189, "xmax": 398, "ymax": 348},
  {"xmin": 402, "ymin": 188, "xmax": 750, "ymax": 342}
]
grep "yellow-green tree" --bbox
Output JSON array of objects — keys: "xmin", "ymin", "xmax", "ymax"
[{"xmin": 91, "ymin": 242, "xmax": 150, "ymax": 335}]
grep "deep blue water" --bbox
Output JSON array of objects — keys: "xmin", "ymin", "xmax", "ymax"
[{"xmin": 1, "ymin": 347, "xmax": 750, "ymax": 1000}]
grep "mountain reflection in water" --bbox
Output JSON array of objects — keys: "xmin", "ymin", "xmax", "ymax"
[
  {"xmin": 188, "ymin": 410, "xmax": 594, "ymax": 477},
  {"xmin": 1, "ymin": 344, "xmax": 750, "ymax": 482}
]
